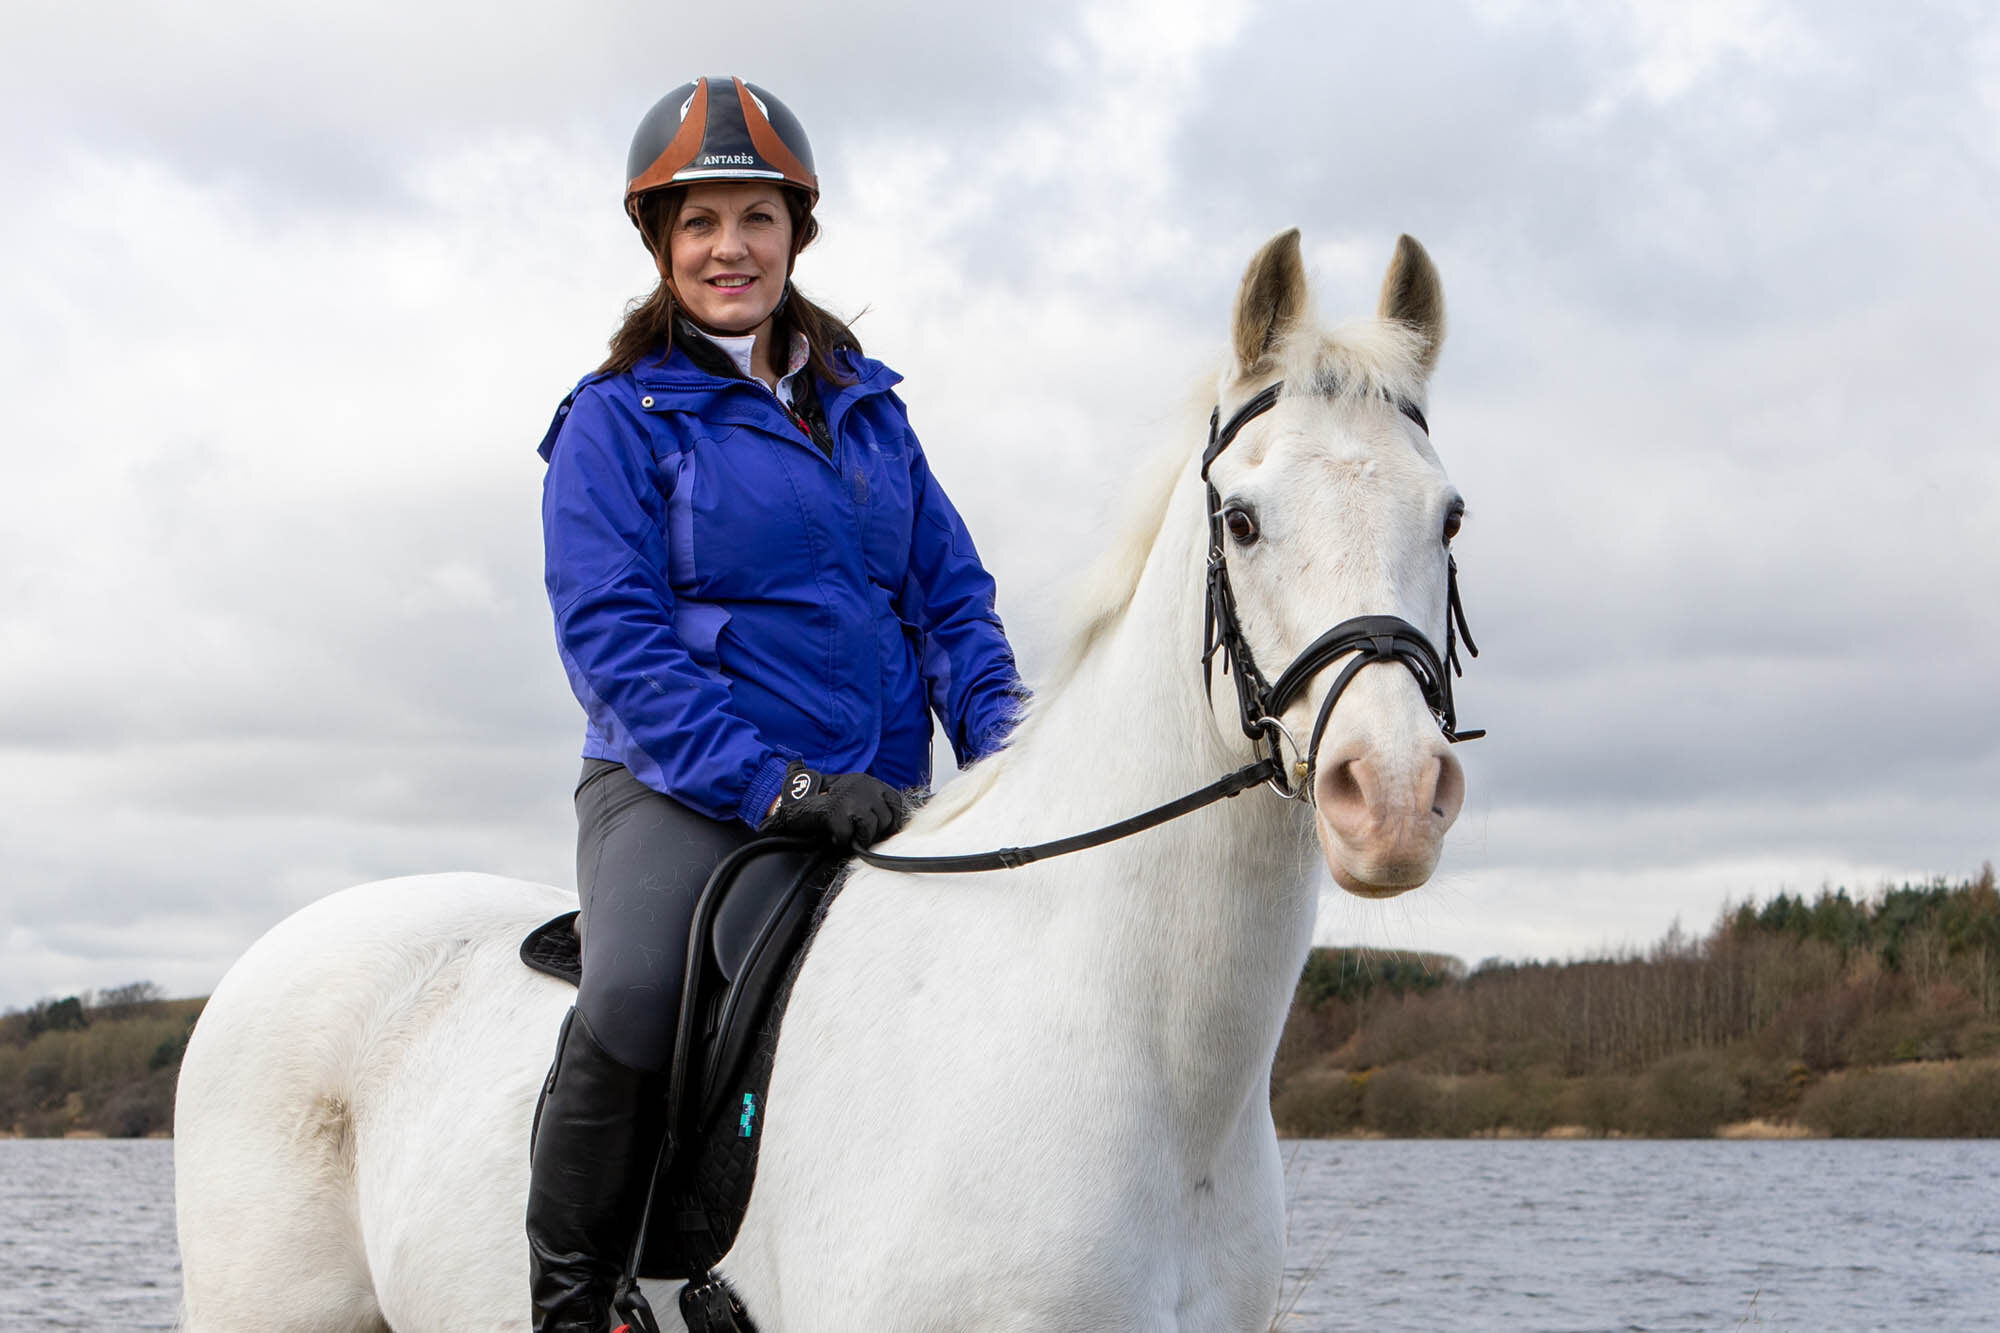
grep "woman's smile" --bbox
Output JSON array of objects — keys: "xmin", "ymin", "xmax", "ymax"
[{"xmin": 703, "ymin": 273, "xmax": 762, "ymax": 301}]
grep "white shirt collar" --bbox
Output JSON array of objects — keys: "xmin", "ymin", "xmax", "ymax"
[{"xmin": 691, "ymin": 327, "xmax": 811, "ymax": 406}]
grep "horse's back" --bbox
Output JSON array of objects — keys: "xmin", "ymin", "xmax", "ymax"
[
  {"xmin": 175, "ymin": 873, "xmax": 576, "ymax": 1332},
  {"xmin": 178, "ymin": 872, "xmax": 572, "ymax": 1122}
]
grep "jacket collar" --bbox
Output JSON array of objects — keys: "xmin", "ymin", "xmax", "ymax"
[{"xmin": 634, "ymin": 341, "xmax": 902, "ymax": 436}]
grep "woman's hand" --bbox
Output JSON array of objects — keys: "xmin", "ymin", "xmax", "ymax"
[{"xmin": 760, "ymin": 763, "xmax": 908, "ymax": 847}]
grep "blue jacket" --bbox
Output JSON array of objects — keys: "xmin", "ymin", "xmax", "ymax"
[{"xmin": 539, "ymin": 342, "xmax": 1025, "ymax": 826}]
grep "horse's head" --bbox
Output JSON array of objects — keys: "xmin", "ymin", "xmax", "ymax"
[{"xmin": 1202, "ymin": 230, "xmax": 1470, "ymax": 898}]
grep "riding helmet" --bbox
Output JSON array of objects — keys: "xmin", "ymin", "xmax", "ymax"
[{"xmin": 624, "ymin": 76, "xmax": 818, "ymax": 225}]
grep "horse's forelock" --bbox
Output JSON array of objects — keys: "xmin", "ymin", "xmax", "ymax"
[{"xmin": 1277, "ymin": 319, "xmax": 1430, "ymax": 413}]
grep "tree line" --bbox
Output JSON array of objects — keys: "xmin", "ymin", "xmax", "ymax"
[
  {"xmin": 0, "ymin": 983, "xmax": 202, "ymax": 1137},
  {"xmin": 1272, "ymin": 865, "xmax": 2000, "ymax": 1137}
]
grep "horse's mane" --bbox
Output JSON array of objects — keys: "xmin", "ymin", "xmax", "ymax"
[{"xmin": 910, "ymin": 317, "xmax": 1428, "ymax": 834}]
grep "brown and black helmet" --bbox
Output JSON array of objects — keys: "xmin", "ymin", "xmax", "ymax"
[{"xmin": 624, "ymin": 76, "xmax": 818, "ymax": 227}]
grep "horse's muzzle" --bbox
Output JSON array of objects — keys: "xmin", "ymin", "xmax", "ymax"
[{"xmin": 1312, "ymin": 732, "xmax": 1463, "ymax": 898}]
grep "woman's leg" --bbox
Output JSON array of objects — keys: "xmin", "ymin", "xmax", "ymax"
[
  {"xmin": 528, "ymin": 761, "xmax": 751, "ymax": 1331},
  {"xmin": 573, "ymin": 760, "xmax": 752, "ymax": 1072}
]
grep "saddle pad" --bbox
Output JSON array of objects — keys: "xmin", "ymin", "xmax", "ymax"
[{"xmin": 520, "ymin": 911, "xmax": 583, "ymax": 986}]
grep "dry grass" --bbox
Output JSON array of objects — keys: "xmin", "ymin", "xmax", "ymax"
[{"xmin": 1717, "ymin": 1118, "xmax": 1815, "ymax": 1140}]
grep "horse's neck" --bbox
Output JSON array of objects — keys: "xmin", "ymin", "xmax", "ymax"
[{"xmin": 957, "ymin": 463, "xmax": 1320, "ymax": 1134}]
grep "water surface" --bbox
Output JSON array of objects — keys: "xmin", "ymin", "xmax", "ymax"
[
  {"xmin": 3, "ymin": 1138, "xmax": 1995, "ymax": 1330},
  {"xmin": 1, "ymin": 1139, "xmax": 180, "ymax": 1330},
  {"xmin": 1274, "ymin": 1138, "xmax": 1999, "ymax": 1331}
]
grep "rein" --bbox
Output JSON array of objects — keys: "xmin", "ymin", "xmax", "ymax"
[
  {"xmin": 855, "ymin": 379, "xmax": 1481, "ymax": 876},
  {"xmin": 852, "ymin": 758, "xmax": 1282, "ymax": 874}
]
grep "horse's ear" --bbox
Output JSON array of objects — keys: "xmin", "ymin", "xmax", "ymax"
[
  {"xmin": 1232, "ymin": 228, "xmax": 1307, "ymax": 378},
  {"xmin": 1377, "ymin": 234, "xmax": 1446, "ymax": 375}
]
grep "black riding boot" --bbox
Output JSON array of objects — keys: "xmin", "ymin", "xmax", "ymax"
[{"xmin": 527, "ymin": 1008, "xmax": 663, "ymax": 1332}]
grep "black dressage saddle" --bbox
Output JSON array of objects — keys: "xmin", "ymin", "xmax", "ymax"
[{"xmin": 520, "ymin": 838, "xmax": 838, "ymax": 1294}]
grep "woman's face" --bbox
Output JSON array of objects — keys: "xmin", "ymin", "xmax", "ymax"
[{"xmin": 665, "ymin": 182, "xmax": 795, "ymax": 335}]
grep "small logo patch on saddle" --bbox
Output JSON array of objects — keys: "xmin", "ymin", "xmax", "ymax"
[{"xmin": 739, "ymin": 1092, "xmax": 758, "ymax": 1138}]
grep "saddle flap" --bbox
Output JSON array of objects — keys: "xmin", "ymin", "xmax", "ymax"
[
  {"xmin": 516, "ymin": 843, "xmax": 836, "ymax": 1287},
  {"xmin": 707, "ymin": 843, "xmax": 820, "ymax": 983}
]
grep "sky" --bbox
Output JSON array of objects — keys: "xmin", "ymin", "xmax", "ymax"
[{"xmin": 2, "ymin": 0, "xmax": 1996, "ymax": 1007}]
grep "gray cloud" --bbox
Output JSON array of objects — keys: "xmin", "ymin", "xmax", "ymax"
[
  {"xmin": 1176, "ymin": 2, "xmax": 1999, "ymax": 330},
  {"xmin": 1156, "ymin": 0, "xmax": 2000, "ymax": 958},
  {"xmin": 3, "ymin": 0, "xmax": 1996, "ymax": 1005},
  {"xmin": 2, "ymin": 0, "xmax": 1080, "ymax": 214}
]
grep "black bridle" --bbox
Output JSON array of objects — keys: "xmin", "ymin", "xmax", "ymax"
[
  {"xmin": 1200, "ymin": 382, "xmax": 1483, "ymax": 803},
  {"xmin": 855, "ymin": 380, "xmax": 1481, "ymax": 875}
]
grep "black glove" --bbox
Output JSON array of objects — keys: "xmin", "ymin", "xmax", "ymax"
[{"xmin": 760, "ymin": 762, "xmax": 908, "ymax": 847}]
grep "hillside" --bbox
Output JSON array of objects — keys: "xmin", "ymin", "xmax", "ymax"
[
  {"xmin": 1272, "ymin": 866, "xmax": 2000, "ymax": 1137},
  {"xmin": 7, "ymin": 866, "xmax": 1998, "ymax": 1138},
  {"xmin": 0, "ymin": 984, "xmax": 202, "ymax": 1137}
]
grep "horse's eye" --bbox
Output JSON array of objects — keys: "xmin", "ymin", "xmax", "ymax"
[
  {"xmin": 1443, "ymin": 502, "xmax": 1464, "ymax": 544},
  {"xmin": 1224, "ymin": 507, "xmax": 1258, "ymax": 545}
]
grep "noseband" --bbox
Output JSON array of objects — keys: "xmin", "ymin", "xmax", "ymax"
[
  {"xmin": 855, "ymin": 380, "xmax": 1483, "ymax": 875},
  {"xmin": 1200, "ymin": 381, "xmax": 1483, "ymax": 801}
]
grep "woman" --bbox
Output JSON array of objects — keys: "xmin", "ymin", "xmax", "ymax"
[{"xmin": 528, "ymin": 76, "xmax": 1026, "ymax": 1330}]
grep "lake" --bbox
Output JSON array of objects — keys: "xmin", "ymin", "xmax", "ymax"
[{"xmin": 2, "ymin": 1138, "xmax": 1994, "ymax": 1329}]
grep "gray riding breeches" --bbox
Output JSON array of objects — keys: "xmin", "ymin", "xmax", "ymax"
[{"xmin": 572, "ymin": 759, "xmax": 754, "ymax": 1073}]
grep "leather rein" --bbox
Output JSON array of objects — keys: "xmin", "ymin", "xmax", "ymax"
[{"xmin": 855, "ymin": 380, "xmax": 1482, "ymax": 876}]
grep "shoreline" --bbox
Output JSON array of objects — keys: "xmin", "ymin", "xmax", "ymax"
[
  {"xmin": 1279, "ymin": 1118, "xmax": 1824, "ymax": 1141},
  {"xmin": 3, "ymin": 1124, "xmax": 1950, "ymax": 1143}
]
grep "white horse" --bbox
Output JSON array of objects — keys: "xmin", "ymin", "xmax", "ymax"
[{"xmin": 175, "ymin": 229, "xmax": 1470, "ymax": 1332}]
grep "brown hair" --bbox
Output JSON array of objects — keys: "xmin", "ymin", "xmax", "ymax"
[{"xmin": 599, "ymin": 188, "xmax": 860, "ymax": 383}]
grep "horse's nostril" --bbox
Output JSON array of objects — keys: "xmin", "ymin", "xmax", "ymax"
[
  {"xmin": 1431, "ymin": 750, "xmax": 1465, "ymax": 825},
  {"xmin": 1440, "ymin": 748, "xmax": 1472, "ymax": 820},
  {"xmin": 1320, "ymin": 759, "xmax": 1365, "ymax": 813}
]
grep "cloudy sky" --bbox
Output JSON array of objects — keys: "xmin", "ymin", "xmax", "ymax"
[{"xmin": 3, "ymin": 0, "xmax": 1995, "ymax": 1007}]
